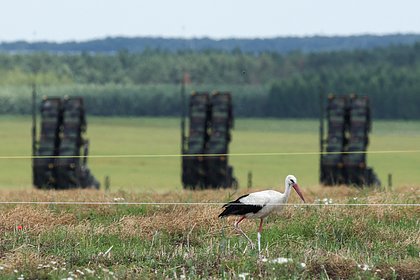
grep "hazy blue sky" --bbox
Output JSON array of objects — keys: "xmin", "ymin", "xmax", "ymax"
[{"xmin": 1, "ymin": 0, "xmax": 420, "ymax": 42}]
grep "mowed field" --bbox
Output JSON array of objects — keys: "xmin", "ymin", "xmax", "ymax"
[
  {"xmin": 1, "ymin": 116, "xmax": 420, "ymax": 190},
  {"xmin": 0, "ymin": 116, "xmax": 419, "ymax": 279}
]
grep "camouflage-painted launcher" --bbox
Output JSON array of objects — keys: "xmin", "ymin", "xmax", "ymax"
[
  {"xmin": 182, "ymin": 92, "xmax": 210, "ymax": 188},
  {"xmin": 182, "ymin": 92, "xmax": 237, "ymax": 189},
  {"xmin": 33, "ymin": 98, "xmax": 62, "ymax": 189},
  {"xmin": 33, "ymin": 96, "xmax": 99, "ymax": 189},
  {"xmin": 205, "ymin": 92, "xmax": 236, "ymax": 188},
  {"xmin": 320, "ymin": 94, "xmax": 380, "ymax": 187}
]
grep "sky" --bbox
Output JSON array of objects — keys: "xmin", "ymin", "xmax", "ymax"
[{"xmin": 1, "ymin": 0, "xmax": 420, "ymax": 42}]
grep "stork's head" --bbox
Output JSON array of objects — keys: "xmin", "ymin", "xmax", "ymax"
[{"xmin": 285, "ymin": 175, "xmax": 305, "ymax": 203}]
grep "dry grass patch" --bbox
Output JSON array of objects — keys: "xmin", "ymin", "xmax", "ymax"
[
  {"xmin": 376, "ymin": 260, "xmax": 420, "ymax": 280},
  {"xmin": 0, "ymin": 205, "xmax": 76, "ymax": 233},
  {"xmin": 0, "ymin": 189, "xmax": 110, "ymax": 202},
  {"xmin": 0, "ymin": 250, "xmax": 66, "ymax": 274},
  {"xmin": 306, "ymin": 251, "xmax": 357, "ymax": 279},
  {"xmin": 108, "ymin": 205, "xmax": 223, "ymax": 239}
]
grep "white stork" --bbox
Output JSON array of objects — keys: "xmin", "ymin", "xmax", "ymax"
[{"xmin": 218, "ymin": 175, "xmax": 305, "ymax": 252}]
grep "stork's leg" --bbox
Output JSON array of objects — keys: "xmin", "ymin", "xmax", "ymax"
[
  {"xmin": 257, "ymin": 218, "xmax": 264, "ymax": 254},
  {"xmin": 234, "ymin": 216, "xmax": 255, "ymax": 248}
]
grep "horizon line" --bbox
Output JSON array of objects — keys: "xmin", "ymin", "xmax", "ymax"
[{"xmin": 2, "ymin": 32, "xmax": 420, "ymax": 44}]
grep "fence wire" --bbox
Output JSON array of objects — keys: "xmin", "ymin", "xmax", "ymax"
[{"xmin": 0, "ymin": 201, "xmax": 418, "ymax": 207}]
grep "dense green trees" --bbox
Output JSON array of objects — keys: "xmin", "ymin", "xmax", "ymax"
[
  {"xmin": 0, "ymin": 50, "xmax": 288, "ymax": 85},
  {"xmin": 0, "ymin": 42, "xmax": 420, "ymax": 119},
  {"xmin": 2, "ymin": 34, "xmax": 420, "ymax": 53}
]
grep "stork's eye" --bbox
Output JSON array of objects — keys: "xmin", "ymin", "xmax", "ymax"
[{"xmin": 290, "ymin": 179, "xmax": 295, "ymax": 183}]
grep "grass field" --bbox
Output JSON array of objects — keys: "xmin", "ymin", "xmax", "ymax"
[
  {"xmin": 0, "ymin": 116, "xmax": 419, "ymax": 278},
  {"xmin": 0, "ymin": 116, "xmax": 419, "ymax": 190},
  {"xmin": 0, "ymin": 187, "xmax": 419, "ymax": 279}
]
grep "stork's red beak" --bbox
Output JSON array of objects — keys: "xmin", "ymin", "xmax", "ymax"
[{"xmin": 292, "ymin": 183, "xmax": 305, "ymax": 203}]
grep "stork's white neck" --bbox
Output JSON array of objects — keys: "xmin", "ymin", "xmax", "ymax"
[{"xmin": 283, "ymin": 181, "xmax": 292, "ymax": 202}]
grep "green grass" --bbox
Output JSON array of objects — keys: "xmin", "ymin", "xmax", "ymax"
[
  {"xmin": 0, "ymin": 116, "xmax": 420, "ymax": 190},
  {"xmin": 0, "ymin": 116, "xmax": 418, "ymax": 279},
  {"xmin": 0, "ymin": 189, "xmax": 418, "ymax": 279}
]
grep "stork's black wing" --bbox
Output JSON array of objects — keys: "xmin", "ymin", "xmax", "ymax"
[{"xmin": 218, "ymin": 194, "xmax": 263, "ymax": 217}]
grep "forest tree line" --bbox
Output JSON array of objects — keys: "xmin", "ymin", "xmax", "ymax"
[
  {"xmin": 2, "ymin": 34, "xmax": 420, "ymax": 53},
  {"xmin": 0, "ymin": 42, "xmax": 420, "ymax": 119}
]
